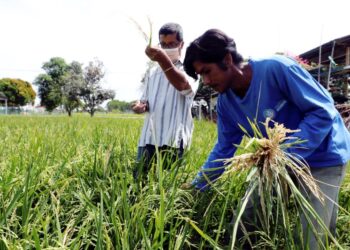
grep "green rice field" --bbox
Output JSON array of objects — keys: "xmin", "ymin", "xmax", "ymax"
[{"xmin": 0, "ymin": 114, "xmax": 349, "ymax": 249}]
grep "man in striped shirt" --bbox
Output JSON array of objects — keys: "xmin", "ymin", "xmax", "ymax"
[{"xmin": 132, "ymin": 22, "xmax": 197, "ymax": 177}]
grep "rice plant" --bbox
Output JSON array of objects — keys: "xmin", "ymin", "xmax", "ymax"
[
  {"xmin": 129, "ymin": 16, "xmax": 153, "ymax": 46},
  {"xmin": 0, "ymin": 115, "xmax": 207, "ymax": 248},
  {"xmin": 197, "ymin": 118, "xmax": 344, "ymax": 249},
  {"xmin": 0, "ymin": 115, "xmax": 349, "ymax": 249}
]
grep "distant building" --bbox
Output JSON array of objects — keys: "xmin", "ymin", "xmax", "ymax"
[
  {"xmin": 299, "ymin": 34, "xmax": 350, "ymax": 103},
  {"xmin": 193, "ymin": 86, "xmax": 218, "ymax": 122}
]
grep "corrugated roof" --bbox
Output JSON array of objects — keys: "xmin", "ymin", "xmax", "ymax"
[{"xmin": 299, "ymin": 34, "xmax": 350, "ymax": 65}]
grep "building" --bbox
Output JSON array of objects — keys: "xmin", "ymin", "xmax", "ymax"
[{"xmin": 299, "ymin": 34, "xmax": 350, "ymax": 103}]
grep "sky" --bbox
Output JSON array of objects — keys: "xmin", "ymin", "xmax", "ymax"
[{"xmin": 0, "ymin": 0, "xmax": 349, "ymax": 104}]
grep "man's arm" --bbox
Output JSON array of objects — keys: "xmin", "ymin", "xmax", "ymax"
[
  {"xmin": 192, "ymin": 109, "xmax": 243, "ymax": 190},
  {"xmin": 276, "ymin": 59, "xmax": 337, "ymax": 159},
  {"xmin": 145, "ymin": 46, "xmax": 191, "ymax": 92}
]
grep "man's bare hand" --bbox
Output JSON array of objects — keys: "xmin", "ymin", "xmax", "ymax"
[
  {"xmin": 145, "ymin": 46, "xmax": 165, "ymax": 62},
  {"xmin": 132, "ymin": 100, "xmax": 148, "ymax": 114}
]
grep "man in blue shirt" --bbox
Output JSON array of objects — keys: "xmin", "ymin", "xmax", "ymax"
[{"xmin": 183, "ymin": 29, "xmax": 350, "ymax": 248}]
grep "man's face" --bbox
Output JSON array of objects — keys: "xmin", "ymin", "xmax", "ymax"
[
  {"xmin": 159, "ymin": 33, "xmax": 183, "ymax": 50},
  {"xmin": 193, "ymin": 61, "xmax": 231, "ymax": 93}
]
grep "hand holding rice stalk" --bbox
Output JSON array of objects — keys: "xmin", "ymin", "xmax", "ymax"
[
  {"xmin": 129, "ymin": 16, "xmax": 153, "ymax": 46},
  {"xmin": 207, "ymin": 118, "xmax": 343, "ymax": 249}
]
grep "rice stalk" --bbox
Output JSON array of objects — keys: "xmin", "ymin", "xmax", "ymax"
[
  {"xmin": 209, "ymin": 118, "xmax": 343, "ymax": 249},
  {"xmin": 129, "ymin": 16, "xmax": 153, "ymax": 46},
  {"xmin": 186, "ymin": 218, "xmax": 223, "ymax": 250},
  {"xmin": 147, "ymin": 16, "xmax": 153, "ymax": 46}
]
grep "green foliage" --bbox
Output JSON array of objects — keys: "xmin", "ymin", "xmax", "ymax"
[
  {"xmin": 34, "ymin": 57, "xmax": 115, "ymax": 116},
  {"xmin": 62, "ymin": 61, "xmax": 84, "ymax": 116},
  {"xmin": 337, "ymin": 171, "xmax": 350, "ymax": 246},
  {"xmin": 42, "ymin": 57, "xmax": 70, "ymax": 79},
  {"xmin": 0, "ymin": 78, "xmax": 36, "ymax": 106},
  {"xmin": 34, "ymin": 57, "xmax": 69, "ymax": 112},
  {"xmin": 107, "ymin": 99, "xmax": 132, "ymax": 112}
]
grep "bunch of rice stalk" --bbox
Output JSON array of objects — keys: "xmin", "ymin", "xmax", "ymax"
[
  {"xmin": 211, "ymin": 118, "xmax": 343, "ymax": 249},
  {"xmin": 335, "ymin": 103, "xmax": 350, "ymax": 130},
  {"xmin": 129, "ymin": 16, "xmax": 153, "ymax": 46}
]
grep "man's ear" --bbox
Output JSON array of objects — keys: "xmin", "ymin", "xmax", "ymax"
[
  {"xmin": 179, "ymin": 41, "xmax": 184, "ymax": 50},
  {"xmin": 223, "ymin": 52, "xmax": 233, "ymax": 66}
]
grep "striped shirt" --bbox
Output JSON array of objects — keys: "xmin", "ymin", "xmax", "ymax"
[{"xmin": 138, "ymin": 61, "xmax": 198, "ymax": 149}]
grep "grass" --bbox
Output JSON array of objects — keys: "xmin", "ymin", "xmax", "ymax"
[{"xmin": 0, "ymin": 114, "xmax": 349, "ymax": 249}]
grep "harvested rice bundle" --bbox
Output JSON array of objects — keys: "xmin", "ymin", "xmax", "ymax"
[{"xmin": 215, "ymin": 118, "xmax": 343, "ymax": 249}]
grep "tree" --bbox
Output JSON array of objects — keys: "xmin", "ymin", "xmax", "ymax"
[
  {"xmin": 0, "ymin": 78, "xmax": 36, "ymax": 106},
  {"xmin": 61, "ymin": 61, "xmax": 84, "ymax": 116},
  {"xmin": 34, "ymin": 57, "xmax": 69, "ymax": 112},
  {"xmin": 107, "ymin": 99, "xmax": 132, "ymax": 112},
  {"xmin": 80, "ymin": 59, "xmax": 115, "ymax": 117}
]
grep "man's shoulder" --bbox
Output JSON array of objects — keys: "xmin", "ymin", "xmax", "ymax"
[
  {"xmin": 249, "ymin": 55, "xmax": 298, "ymax": 74},
  {"xmin": 252, "ymin": 55, "xmax": 297, "ymax": 66}
]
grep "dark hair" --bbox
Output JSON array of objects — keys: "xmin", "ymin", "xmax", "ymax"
[
  {"xmin": 159, "ymin": 22, "xmax": 183, "ymax": 42},
  {"xmin": 184, "ymin": 29, "xmax": 243, "ymax": 80}
]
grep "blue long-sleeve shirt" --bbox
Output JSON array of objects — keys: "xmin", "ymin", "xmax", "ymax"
[{"xmin": 193, "ymin": 55, "xmax": 350, "ymax": 190}]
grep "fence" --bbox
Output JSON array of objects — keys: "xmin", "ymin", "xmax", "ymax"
[{"xmin": 0, "ymin": 106, "xmax": 48, "ymax": 115}]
